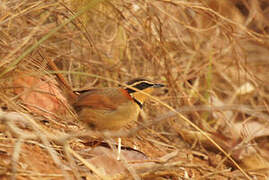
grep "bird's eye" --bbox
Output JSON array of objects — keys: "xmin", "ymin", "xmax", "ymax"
[
  {"xmin": 139, "ymin": 82, "xmax": 146, "ymax": 87},
  {"xmin": 135, "ymin": 82, "xmax": 153, "ymax": 90}
]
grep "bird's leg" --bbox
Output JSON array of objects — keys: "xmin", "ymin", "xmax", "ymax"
[{"xmin": 117, "ymin": 137, "xmax": 121, "ymax": 160}]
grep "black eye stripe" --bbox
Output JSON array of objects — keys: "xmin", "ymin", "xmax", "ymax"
[
  {"xmin": 124, "ymin": 78, "xmax": 157, "ymax": 94},
  {"xmin": 125, "ymin": 81, "xmax": 154, "ymax": 94},
  {"xmin": 134, "ymin": 82, "xmax": 153, "ymax": 90}
]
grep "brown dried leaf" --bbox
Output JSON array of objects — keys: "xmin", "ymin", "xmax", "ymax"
[
  {"xmin": 233, "ymin": 121, "xmax": 269, "ymax": 141},
  {"xmin": 13, "ymin": 73, "xmax": 68, "ymax": 117},
  {"xmin": 86, "ymin": 146, "xmax": 148, "ymax": 176}
]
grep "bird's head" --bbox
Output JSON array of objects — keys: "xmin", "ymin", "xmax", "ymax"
[{"xmin": 124, "ymin": 78, "xmax": 164, "ymax": 108}]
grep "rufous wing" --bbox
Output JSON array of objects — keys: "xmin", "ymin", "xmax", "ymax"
[{"xmin": 73, "ymin": 90, "xmax": 117, "ymax": 111}]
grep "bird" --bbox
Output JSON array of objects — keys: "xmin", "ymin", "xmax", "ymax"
[
  {"xmin": 46, "ymin": 59, "xmax": 164, "ymax": 159},
  {"xmin": 72, "ymin": 78, "xmax": 164, "ymax": 159}
]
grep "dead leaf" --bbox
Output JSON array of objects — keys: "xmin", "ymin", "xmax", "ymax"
[
  {"xmin": 13, "ymin": 73, "xmax": 68, "ymax": 117},
  {"xmin": 85, "ymin": 146, "xmax": 148, "ymax": 176}
]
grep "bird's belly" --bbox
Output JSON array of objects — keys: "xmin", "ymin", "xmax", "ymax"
[{"xmin": 78, "ymin": 103, "xmax": 140, "ymax": 130}]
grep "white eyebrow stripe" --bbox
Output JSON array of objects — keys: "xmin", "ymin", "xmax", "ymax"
[{"xmin": 129, "ymin": 81, "xmax": 154, "ymax": 87}]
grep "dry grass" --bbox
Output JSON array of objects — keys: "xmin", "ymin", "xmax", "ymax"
[{"xmin": 1, "ymin": 0, "xmax": 269, "ymax": 179}]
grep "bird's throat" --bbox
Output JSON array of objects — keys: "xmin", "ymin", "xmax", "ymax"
[{"xmin": 120, "ymin": 88, "xmax": 143, "ymax": 109}]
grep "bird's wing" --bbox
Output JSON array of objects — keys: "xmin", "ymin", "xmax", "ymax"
[{"xmin": 73, "ymin": 89, "xmax": 118, "ymax": 111}]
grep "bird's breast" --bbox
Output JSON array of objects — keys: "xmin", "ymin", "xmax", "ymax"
[{"xmin": 78, "ymin": 101, "xmax": 141, "ymax": 130}]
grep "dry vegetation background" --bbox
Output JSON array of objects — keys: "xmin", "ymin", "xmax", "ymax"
[{"xmin": 0, "ymin": 0, "xmax": 269, "ymax": 179}]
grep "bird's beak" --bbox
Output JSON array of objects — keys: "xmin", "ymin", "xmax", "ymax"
[{"xmin": 153, "ymin": 83, "xmax": 165, "ymax": 88}]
